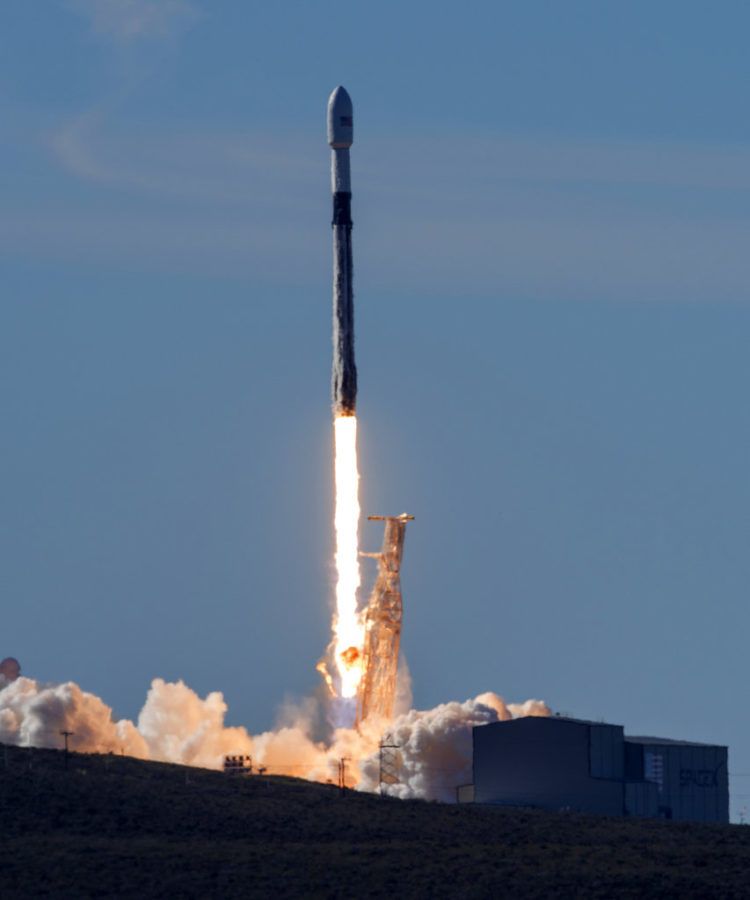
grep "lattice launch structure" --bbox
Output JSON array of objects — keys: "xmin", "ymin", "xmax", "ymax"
[{"xmin": 356, "ymin": 514, "xmax": 414, "ymax": 726}]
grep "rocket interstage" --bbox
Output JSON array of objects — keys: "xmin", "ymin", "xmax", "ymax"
[{"xmin": 329, "ymin": 85, "xmax": 357, "ymax": 417}]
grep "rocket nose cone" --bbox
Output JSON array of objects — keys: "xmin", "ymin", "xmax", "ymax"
[{"xmin": 328, "ymin": 85, "xmax": 353, "ymax": 148}]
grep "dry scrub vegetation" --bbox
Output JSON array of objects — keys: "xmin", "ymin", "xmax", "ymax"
[{"xmin": 0, "ymin": 744, "xmax": 747, "ymax": 898}]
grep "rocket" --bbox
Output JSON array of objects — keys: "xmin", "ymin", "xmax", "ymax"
[{"xmin": 328, "ymin": 86, "xmax": 357, "ymax": 417}]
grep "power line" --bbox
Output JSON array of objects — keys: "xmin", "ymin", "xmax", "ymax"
[
  {"xmin": 338, "ymin": 757, "xmax": 350, "ymax": 795},
  {"xmin": 60, "ymin": 730, "xmax": 74, "ymax": 770}
]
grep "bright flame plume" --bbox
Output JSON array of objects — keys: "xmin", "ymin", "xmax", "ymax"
[{"xmin": 333, "ymin": 414, "xmax": 364, "ymax": 697}]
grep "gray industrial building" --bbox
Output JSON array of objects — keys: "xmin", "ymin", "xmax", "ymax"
[{"xmin": 470, "ymin": 716, "xmax": 728, "ymax": 823}]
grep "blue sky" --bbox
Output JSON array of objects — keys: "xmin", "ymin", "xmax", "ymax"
[{"xmin": 2, "ymin": 1, "xmax": 750, "ymax": 817}]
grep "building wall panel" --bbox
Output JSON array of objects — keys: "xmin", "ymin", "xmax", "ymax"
[
  {"xmin": 589, "ymin": 724, "xmax": 624, "ymax": 780},
  {"xmin": 632, "ymin": 741, "xmax": 728, "ymax": 823},
  {"xmin": 473, "ymin": 718, "xmax": 623, "ymax": 816},
  {"xmin": 625, "ymin": 781, "xmax": 660, "ymax": 818}
]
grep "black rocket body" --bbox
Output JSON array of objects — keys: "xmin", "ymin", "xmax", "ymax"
[{"xmin": 328, "ymin": 86, "xmax": 357, "ymax": 417}]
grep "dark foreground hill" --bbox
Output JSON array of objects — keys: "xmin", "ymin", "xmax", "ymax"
[{"xmin": 0, "ymin": 744, "xmax": 748, "ymax": 898}]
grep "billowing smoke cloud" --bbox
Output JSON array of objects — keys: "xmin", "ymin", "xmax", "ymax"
[
  {"xmin": 0, "ymin": 674, "xmax": 147, "ymax": 758},
  {"xmin": 0, "ymin": 672, "xmax": 548, "ymax": 798},
  {"xmin": 0, "ymin": 675, "xmax": 253, "ymax": 766},
  {"xmin": 358, "ymin": 693, "xmax": 549, "ymax": 802}
]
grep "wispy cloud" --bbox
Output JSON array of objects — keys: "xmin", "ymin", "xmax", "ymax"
[
  {"xmin": 65, "ymin": 0, "xmax": 199, "ymax": 42},
  {"xmin": 23, "ymin": 119, "xmax": 750, "ymax": 300},
  {"xmin": 49, "ymin": 117, "xmax": 321, "ymax": 208},
  {"xmin": 50, "ymin": 119, "xmax": 750, "ymax": 202}
]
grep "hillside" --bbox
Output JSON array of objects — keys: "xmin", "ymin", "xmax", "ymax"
[{"xmin": 0, "ymin": 744, "xmax": 748, "ymax": 898}]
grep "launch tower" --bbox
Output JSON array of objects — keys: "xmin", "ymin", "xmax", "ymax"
[{"xmin": 356, "ymin": 514, "xmax": 414, "ymax": 725}]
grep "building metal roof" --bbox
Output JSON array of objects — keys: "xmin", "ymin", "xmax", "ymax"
[
  {"xmin": 549, "ymin": 716, "xmax": 624, "ymax": 728},
  {"xmin": 625, "ymin": 735, "xmax": 727, "ymax": 749},
  {"xmin": 486, "ymin": 717, "xmax": 726, "ymax": 750},
  {"xmin": 489, "ymin": 715, "xmax": 624, "ymax": 728}
]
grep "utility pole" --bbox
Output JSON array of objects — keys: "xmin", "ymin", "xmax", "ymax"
[
  {"xmin": 60, "ymin": 730, "xmax": 74, "ymax": 770},
  {"xmin": 338, "ymin": 757, "xmax": 350, "ymax": 795},
  {"xmin": 379, "ymin": 734, "xmax": 400, "ymax": 796}
]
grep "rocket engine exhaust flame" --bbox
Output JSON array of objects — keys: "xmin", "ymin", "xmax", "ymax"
[{"xmin": 332, "ymin": 414, "xmax": 364, "ymax": 699}]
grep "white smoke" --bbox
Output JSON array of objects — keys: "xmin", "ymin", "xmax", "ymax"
[
  {"xmin": 0, "ymin": 676, "xmax": 251, "ymax": 766},
  {"xmin": 393, "ymin": 654, "xmax": 414, "ymax": 718},
  {"xmin": 135, "ymin": 679, "xmax": 253, "ymax": 766},
  {"xmin": 359, "ymin": 692, "xmax": 549, "ymax": 802},
  {"xmin": 0, "ymin": 674, "xmax": 548, "ymax": 799}
]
